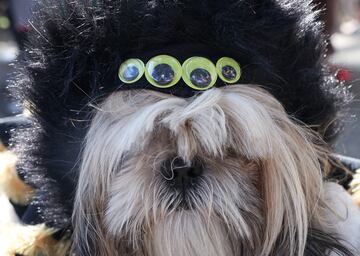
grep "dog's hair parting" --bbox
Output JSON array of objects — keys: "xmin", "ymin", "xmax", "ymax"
[{"xmin": 72, "ymin": 85, "xmax": 353, "ymax": 256}]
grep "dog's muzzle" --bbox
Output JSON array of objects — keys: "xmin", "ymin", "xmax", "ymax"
[{"xmin": 161, "ymin": 157, "xmax": 204, "ymax": 190}]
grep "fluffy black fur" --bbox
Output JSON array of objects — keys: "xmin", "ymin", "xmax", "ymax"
[
  {"xmin": 10, "ymin": 0, "xmax": 351, "ymax": 254},
  {"xmin": 304, "ymin": 229, "xmax": 354, "ymax": 256}
]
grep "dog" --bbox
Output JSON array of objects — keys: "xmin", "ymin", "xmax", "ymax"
[{"xmin": 2, "ymin": 0, "xmax": 360, "ymax": 255}]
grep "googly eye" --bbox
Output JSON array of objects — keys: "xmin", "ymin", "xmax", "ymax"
[
  {"xmin": 182, "ymin": 57, "xmax": 217, "ymax": 90},
  {"xmin": 145, "ymin": 55, "xmax": 182, "ymax": 88},
  {"xmin": 216, "ymin": 57, "xmax": 241, "ymax": 84},
  {"xmin": 118, "ymin": 59, "xmax": 145, "ymax": 84}
]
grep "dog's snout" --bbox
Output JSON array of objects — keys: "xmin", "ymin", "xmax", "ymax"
[{"xmin": 161, "ymin": 157, "xmax": 203, "ymax": 189}]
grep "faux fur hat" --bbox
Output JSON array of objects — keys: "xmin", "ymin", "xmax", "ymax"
[{"xmin": 10, "ymin": 0, "xmax": 348, "ymax": 237}]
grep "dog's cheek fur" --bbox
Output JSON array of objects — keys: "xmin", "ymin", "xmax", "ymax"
[{"xmin": 72, "ymin": 86, "xmax": 353, "ymax": 256}]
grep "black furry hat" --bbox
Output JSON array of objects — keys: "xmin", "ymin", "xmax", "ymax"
[{"xmin": 11, "ymin": 0, "xmax": 348, "ymax": 236}]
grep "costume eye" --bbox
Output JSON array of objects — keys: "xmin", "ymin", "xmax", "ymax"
[
  {"xmin": 145, "ymin": 55, "xmax": 182, "ymax": 88},
  {"xmin": 118, "ymin": 59, "xmax": 145, "ymax": 84},
  {"xmin": 216, "ymin": 57, "xmax": 241, "ymax": 84},
  {"xmin": 182, "ymin": 57, "xmax": 217, "ymax": 90}
]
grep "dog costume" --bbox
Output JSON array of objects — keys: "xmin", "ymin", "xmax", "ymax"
[{"xmin": 1, "ymin": 0, "xmax": 360, "ymax": 255}]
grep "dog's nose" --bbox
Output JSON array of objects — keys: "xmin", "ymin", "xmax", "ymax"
[{"xmin": 161, "ymin": 157, "xmax": 203, "ymax": 189}]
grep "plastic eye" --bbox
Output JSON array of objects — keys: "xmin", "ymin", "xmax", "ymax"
[
  {"xmin": 182, "ymin": 57, "xmax": 217, "ymax": 90},
  {"xmin": 145, "ymin": 55, "xmax": 182, "ymax": 88},
  {"xmin": 118, "ymin": 59, "xmax": 145, "ymax": 84},
  {"xmin": 216, "ymin": 57, "xmax": 241, "ymax": 84}
]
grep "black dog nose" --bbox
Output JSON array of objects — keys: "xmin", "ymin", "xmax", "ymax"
[{"xmin": 161, "ymin": 157, "xmax": 203, "ymax": 189}]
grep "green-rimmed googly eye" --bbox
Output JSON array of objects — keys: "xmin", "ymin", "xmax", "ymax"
[
  {"xmin": 118, "ymin": 59, "xmax": 145, "ymax": 84},
  {"xmin": 182, "ymin": 57, "xmax": 217, "ymax": 90},
  {"xmin": 216, "ymin": 57, "xmax": 241, "ymax": 84},
  {"xmin": 145, "ymin": 55, "xmax": 182, "ymax": 88}
]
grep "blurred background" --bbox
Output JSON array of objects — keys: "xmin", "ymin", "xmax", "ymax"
[{"xmin": 0, "ymin": 0, "xmax": 359, "ymax": 158}]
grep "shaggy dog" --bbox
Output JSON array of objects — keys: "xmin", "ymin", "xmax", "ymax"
[{"xmin": 4, "ymin": 0, "xmax": 360, "ymax": 255}]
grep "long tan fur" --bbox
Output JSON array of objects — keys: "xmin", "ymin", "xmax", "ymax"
[
  {"xmin": 0, "ymin": 223, "xmax": 70, "ymax": 256},
  {"xmin": 0, "ymin": 146, "xmax": 69, "ymax": 256},
  {"xmin": 0, "ymin": 149, "xmax": 34, "ymax": 205}
]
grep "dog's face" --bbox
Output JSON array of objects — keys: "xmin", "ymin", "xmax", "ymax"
[{"xmin": 73, "ymin": 85, "xmax": 325, "ymax": 256}]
